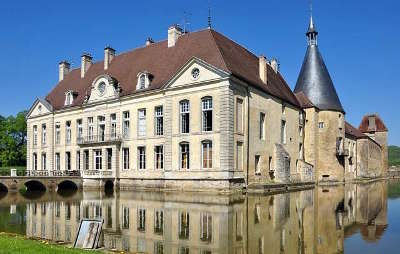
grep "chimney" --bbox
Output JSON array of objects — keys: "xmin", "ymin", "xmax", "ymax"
[
  {"xmin": 259, "ymin": 55, "xmax": 268, "ymax": 84},
  {"xmin": 270, "ymin": 58, "xmax": 279, "ymax": 73},
  {"xmin": 168, "ymin": 25, "xmax": 182, "ymax": 47},
  {"xmin": 104, "ymin": 46, "xmax": 115, "ymax": 70},
  {"xmin": 146, "ymin": 37, "xmax": 154, "ymax": 46},
  {"xmin": 58, "ymin": 61, "xmax": 70, "ymax": 82},
  {"xmin": 81, "ymin": 53, "xmax": 92, "ymax": 78}
]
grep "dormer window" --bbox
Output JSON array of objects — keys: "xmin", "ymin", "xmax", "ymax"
[
  {"xmin": 64, "ymin": 90, "xmax": 77, "ymax": 106},
  {"xmin": 136, "ymin": 71, "xmax": 152, "ymax": 90}
]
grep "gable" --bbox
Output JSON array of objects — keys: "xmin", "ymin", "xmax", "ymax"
[
  {"xmin": 87, "ymin": 74, "xmax": 120, "ymax": 104},
  {"xmin": 27, "ymin": 98, "xmax": 53, "ymax": 118}
]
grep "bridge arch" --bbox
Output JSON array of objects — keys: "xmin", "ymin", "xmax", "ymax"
[
  {"xmin": 25, "ymin": 180, "xmax": 46, "ymax": 192},
  {"xmin": 0, "ymin": 182, "xmax": 8, "ymax": 193},
  {"xmin": 57, "ymin": 180, "xmax": 78, "ymax": 192}
]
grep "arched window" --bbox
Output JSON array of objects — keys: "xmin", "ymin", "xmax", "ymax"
[
  {"xmin": 180, "ymin": 100, "xmax": 190, "ymax": 133},
  {"xmin": 201, "ymin": 97, "xmax": 213, "ymax": 132},
  {"xmin": 64, "ymin": 91, "xmax": 75, "ymax": 106},
  {"xmin": 201, "ymin": 140, "xmax": 212, "ymax": 169},
  {"xmin": 139, "ymin": 74, "xmax": 146, "ymax": 89},
  {"xmin": 180, "ymin": 142, "xmax": 190, "ymax": 170}
]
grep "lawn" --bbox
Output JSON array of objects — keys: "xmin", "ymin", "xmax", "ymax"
[{"xmin": 0, "ymin": 233, "xmax": 105, "ymax": 254}]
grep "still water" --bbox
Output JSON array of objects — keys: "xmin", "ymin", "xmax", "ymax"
[{"xmin": 0, "ymin": 180, "xmax": 399, "ymax": 254}]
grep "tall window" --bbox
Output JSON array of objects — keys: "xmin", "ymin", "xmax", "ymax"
[
  {"xmin": 123, "ymin": 148, "xmax": 129, "ymax": 170},
  {"xmin": 155, "ymin": 106, "xmax": 163, "ymax": 135},
  {"xmin": 236, "ymin": 142, "xmax": 243, "ymax": 170},
  {"xmin": 155, "ymin": 145, "xmax": 164, "ymax": 170},
  {"xmin": 138, "ymin": 109, "xmax": 146, "ymax": 137},
  {"xmin": 180, "ymin": 100, "xmax": 190, "ymax": 133},
  {"xmin": 236, "ymin": 98, "xmax": 243, "ymax": 133},
  {"xmin": 88, "ymin": 117, "xmax": 94, "ymax": 141},
  {"xmin": 77, "ymin": 119, "xmax": 83, "ymax": 141},
  {"xmin": 65, "ymin": 152, "xmax": 71, "ymax": 170},
  {"xmin": 202, "ymin": 97, "xmax": 213, "ymax": 132},
  {"xmin": 84, "ymin": 150, "xmax": 89, "ymax": 170},
  {"xmin": 97, "ymin": 116, "xmax": 105, "ymax": 141},
  {"xmin": 138, "ymin": 208, "xmax": 146, "ymax": 232},
  {"xmin": 180, "ymin": 143, "xmax": 189, "ymax": 170},
  {"xmin": 281, "ymin": 120, "xmax": 286, "ymax": 144},
  {"xmin": 260, "ymin": 113, "xmax": 265, "ymax": 140},
  {"xmin": 41, "ymin": 153, "xmax": 46, "ymax": 170},
  {"xmin": 154, "ymin": 210, "xmax": 164, "ymax": 234},
  {"xmin": 179, "ymin": 211, "xmax": 190, "ymax": 239},
  {"xmin": 33, "ymin": 125, "xmax": 38, "ymax": 146},
  {"xmin": 299, "ymin": 143, "xmax": 303, "ymax": 159},
  {"xmin": 299, "ymin": 126, "xmax": 303, "ymax": 137},
  {"xmin": 55, "ymin": 153, "xmax": 60, "ymax": 171},
  {"xmin": 139, "ymin": 74, "xmax": 146, "ymax": 89},
  {"xmin": 55, "ymin": 123, "xmax": 60, "ymax": 144},
  {"xmin": 110, "ymin": 114, "xmax": 117, "ymax": 138},
  {"xmin": 269, "ymin": 156, "xmax": 273, "ymax": 171},
  {"xmin": 138, "ymin": 147, "xmax": 146, "ymax": 170},
  {"xmin": 107, "ymin": 148, "xmax": 112, "ymax": 170},
  {"xmin": 122, "ymin": 207, "xmax": 130, "ymax": 229},
  {"xmin": 255, "ymin": 155, "xmax": 261, "ymax": 175},
  {"xmin": 202, "ymin": 141, "xmax": 212, "ymax": 169},
  {"xmin": 42, "ymin": 124, "xmax": 46, "ymax": 145},
  {"xmin": 94, "ymin": 150, "xmax": 102, "ymax": 170},
  {"xmin": 66, "ymin": 121, "xmax": 71, "ymax": 144},
  {"xmin": 122, "ymin": 111, "xmax": 130, "ymax": 138},
  {"xmin": 76, "ymin": 151, "xmax": 81, "ymax": 170},
  {"xmin": 200, "ymin": 213, "xmax": 212, "ymax": 242},
  {"xmin": 33, "ymin": 153, "xmax": 37, "ymax": 170}
]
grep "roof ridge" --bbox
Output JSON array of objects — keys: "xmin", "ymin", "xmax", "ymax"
[{"xmin": 208, "ymin": 30, "xmax": 230, "ymax": 72}]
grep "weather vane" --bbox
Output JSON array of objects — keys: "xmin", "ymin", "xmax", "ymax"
[
  {"xmin": 208, "ymin": 0, "xmax": 212, "ymax": 28},
  {"xmin": 182, "ymin": 11, "xmax": 192, "ymax": 33}
]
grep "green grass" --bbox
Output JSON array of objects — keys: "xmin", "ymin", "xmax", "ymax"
[
  {"xmin": 389, "ymin": 146, "xmax": 400, "ymax": 166},
  {"xmin": 0, "ymin": 233, "xmax": 105, "ymax": 254}
]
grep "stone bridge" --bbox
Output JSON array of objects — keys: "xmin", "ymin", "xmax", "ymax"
[{"xmin": 0, "ymin": 176, "xmax": 83, "ymax": 193}]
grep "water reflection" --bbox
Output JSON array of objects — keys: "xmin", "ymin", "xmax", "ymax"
[{"xmin": 0, "ymin": 181, "xmax": 391, "ymax": 254}]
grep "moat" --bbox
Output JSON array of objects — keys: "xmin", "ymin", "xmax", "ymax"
[{"xmin": 0, "ymin": 180, "xmax": 399, "ymax": 254}]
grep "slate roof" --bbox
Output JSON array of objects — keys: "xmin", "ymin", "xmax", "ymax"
[
  {"xmin": 45, "ymin": 29, "xmax": 300, "ymax": 111},
  {"xmin": 294, "ymin": 91, "xmax": 316, "ymax": 109}
]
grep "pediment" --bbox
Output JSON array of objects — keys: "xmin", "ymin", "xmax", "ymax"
[
  {"xmin": 164, "ymin": 57, "xmax": 229, "ymax": 89},
  {"xmin": 87, "ymin": 74, "xmax": 120, "ymax": 103},
  {"xmin": 27, "ymin": 98, "xmax": 53, "ymax": 118}
]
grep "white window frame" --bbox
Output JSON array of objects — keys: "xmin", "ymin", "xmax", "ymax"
[
  {"xmin": 201, "ymin": 97, "xmax": 213, "ymax": 132},
  {"xmin": 138, "ymin": 109, "xmax": 146, "ymax": 137},
  {"xmin": 122, "ymin": 111, "xmax": 130, "ymax": 138},
  {"xmin": 180, "ymin": 100, "xmax": 190, "ymax": 134},
  {"xmin": 138, "ymin": 146, "xmax": 146, "ymax": 170},
  {"xmin": 110, "ymin": 114, "xmax": 117, "ymax": 138},
  {"xmin": 154, "ymin": 145, "xmax": 164, "ymax": 170},
  {"xmin": 76, "ymin": 151, "xmax": 81, "ymax": 170},
  {"xmin": 94, "ymin": 150, "xmax": 102, "ymax": 170},
  {"xmin": 66, "ymin": 121, "xmax": 71, "ymax": 144},
  {"xmin": 201, "ymin": 141, "xmax": 212, "ymax": 169},
  {"xmin": 88, "ymin": 117, "xmax": 94, "ymax": 141},
  {"xmin": 42, "ymin": 124, "xmax": 46, "ymax": 145},
  {"xmin": 33, "ymin": 153, "xmax": 37, "ymax": 170},
  {"xmin": 155, "ymin": 106, "xmax": 163, "ymax": 136},
  {"xmin": 33, "ymin": 125, "xmax": 38, "ymax": 146},
  {"xmin": 200, "ymin": 213, "xmax": 212, "ymax": 242},
  {"xmin": 260, "ymin": 112, "xmax": 265, "ymax": 140},
  {"xmin": 180, "ymin": 142, "xmax": 190, "ymax": 170},
  {"xmin": 55, "ymin": 153, "xmax": 60, "ymax": 171},
  {"xmin": 123, "ymin": 148, "xmax": 130, "ymax": 170},
  {"xmin": 41, "ymin": 153, "xmax": 46, "ymax": 170},
  {"xmin": 65, "ymin": 151, "xmax": 71, "ymax": 170},
  {"xmin": 97, "ymin": 116, "xmax": 106, "ymax": 141},
  {"xmin": 77, "ymin": 119, "xmax": 83, "ymax": 140}
]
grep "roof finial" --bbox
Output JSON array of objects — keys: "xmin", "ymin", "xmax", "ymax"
[
  {"xmin": 306, "ymin": 0, "xmax": 318, "ymax": 46},
  {"xmin": 208, "ymin": 1, "xmax": 212, "ymax": 29}
]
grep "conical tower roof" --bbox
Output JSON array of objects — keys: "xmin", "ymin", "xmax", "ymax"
[{"xmin": 294, "ymin": 17, "xmax": 344, "ymax": 112}]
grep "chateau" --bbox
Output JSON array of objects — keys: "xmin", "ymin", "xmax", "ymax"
[{"xmin": 26, "ymin": 17, "xmax": 388, "ymax": 190}]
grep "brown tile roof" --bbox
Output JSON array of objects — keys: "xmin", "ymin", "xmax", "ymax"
[
  {"xmin": 359, "ymin": 114, "xmax": 388, "ymax": 133},
  {"xmin": 345, "ymin": 121, "xmax": 367, "ymax": 139},
  {"xmin": 294, "ymin": 91, "xmax": 316, "ymax": 109},
  {"xmin": 45, "ymin": 29, "xmax": 299, "ymax": 110}
]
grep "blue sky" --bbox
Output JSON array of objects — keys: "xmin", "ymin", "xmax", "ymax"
[{"xmin": 0, "ymin": 0, "xmax": 398, "ymax": 144}]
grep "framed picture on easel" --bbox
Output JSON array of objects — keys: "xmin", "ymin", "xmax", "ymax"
[{"xmin": 74, "ymin": 218, "xmax": 104, "ymax": 249}]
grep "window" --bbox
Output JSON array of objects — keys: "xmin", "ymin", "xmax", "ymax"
[
  {"xmin": 138, "ymin": 109, "xmax": 146, "ymax": 137},
  {"xmin": 66, "ymin": 121, "xmax": 71, "ymax": 144},
  {"xmin": 281, "ymin": 120, "xmax": 286, "ymax": 144},
  {"xmin": 191, "ymin": 67, "xmax": 200, "ymax": 79},
  {"xmin": 202, "ymin": 97, "xmax": 213, "ymax": 131},
  {"xmin": 84, "ymin": 150, "xmax": 89, "ymax": 170},
  {"xmin": 98, "ymin": 116, "xmax": 105, "ymax": 141},
  {"xmin": 55, "ymin": 123, "xmax": 60, "ymax": 144},
  {"xmin": 138, "ymin": 208, "xmax": 146, "ymax": 231},
  {"xmin": 202, "ymin": 141, "xmax": 212, "ymax": 169},
  {"xmin": 122, "ymin": 207, "xmax": 129, "ymax": 229},
  {"xmin": 122, "ymin": 111, "xmax": 130, "ymax": 138},
  {"xmin": 260, "ymin": 113, "xmax": 265, "ymax": 140},
  {"xmin": 269, "ymin": 156, "xmax": 273, "ymax": 171},
  {"xmin": 255, "ymin": 155, "xmax": 261, "ymax": 175},
  {"xmin": 155, "ymin": 145, "xmax": 164, "ymax": 170},
  {"xmin": 154, "ymin": 210, "xmax": 164, "ymax": 234},
  {"xmin": 123, "ymin": 148, "xmax": 129, "ymax": 170},
  {"xmin": 65, "ymin": 91, "xmax": 74, "ymax": 106},
  {"xmin": 110, "ymin": 114, "xmax": 117, "ymax": 138},
  {"xmin": 41, "ymin": 153, "xmax": 46, "ymax": 170},
  {"xmin": 236, "ymin": 98, "xmax": 243, "ymax": 133},
  {"xmin": 154, "ymin": 242, "xmax": 164, "ymax": 254},
  {"xmin": 33, "ymin": 125, "xmax": 38, "ymax": 146},
  {"xmin": 138, "ymin": 147, "xmax": 146, "ymax": 170},
  {"xmin": 77, "ymin": 119, "xmax": 83, "ymax": 140},
  {"xmin": 55, "ymin": 153, "xmax": 60, "ymax": 171},
  {"xmin": 139, "ymin": 74, "xmax": 146, "ymax": 89},
  {"xmin": 180, "ymin": 143, "xmax": 190, "ymax": 169},
  {"xmin": 255, "ymin": 204, "xmax": 261, "ymax": 224},
  {"xmin": 318, "ymin": 122, "xmax": 324, "ymax": 129},
  {"xmin": 107, "ymin": 148, "xmax": 112, "ymax": 170},
  {"xmin": 42, "ymin": 124, "xmax": 46, "ymax": 145},
  {"xmin": 180, "ymin": 100, "xmax": 190, "ymax": 133},
  {"xmin": 65, "ymin": 152, "xmax": 71, "ymax": 170},
  {"xmin": 299, "ymin": 143, "xmax": 303, "ymax": 159},
  {"xmin": 179, "ymin": 212, "xmax": 190, "ymax": 239},
  {"xmin": 200, "ymin": 213, "xmax": 212, "ymax": 242},
  {"xmin": 88, "ymin": 117, "xmax": 94, "ymax": 141},
  {"xmin": 33, "ymin": 153, "xmax": 37, "ymax": 170},
  {"xmin": 155, "ymin": 106, "xmax": 163, "ymax": 135},
  {"xmin": 94, "ymin": 150, "xmax": 102, "ymax": 170},
  {"xmin": 299, "ymin": 126, "xmax": 303, "ymax": 137},
  {"xmin": 282, "ymin": 105, "xmax": 286, "ymax": 115},
  {"xmin": 76, "ymin": 151, "xmax": 81, "ymax": 170},
  {"xmin": 236, "ymin": 142, "xmax": 243, "ymax": 170}
]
